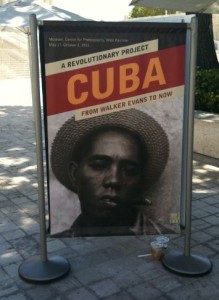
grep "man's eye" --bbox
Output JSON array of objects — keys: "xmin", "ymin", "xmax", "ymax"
[
  {"xmin": 89, "ymin": 160, "xmax": 108, "ymax": 171},
  {"xmin": 121, "ymin": 165, "xmax": 140, "ymax": 176}
]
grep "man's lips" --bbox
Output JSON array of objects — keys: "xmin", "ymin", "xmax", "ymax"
[{"xmin": 100, "ymin": 196, "xmax": 119, "ymax": 208}]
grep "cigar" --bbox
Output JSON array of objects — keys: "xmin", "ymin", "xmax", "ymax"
[{"xmin": 137, "ymin": 253, "xmax": 152, "ymax": 258}]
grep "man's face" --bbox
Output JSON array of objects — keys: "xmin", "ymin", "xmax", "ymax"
[{"xmin": 71, "ymin": 129, "xmax": 144, "ymax": 226}]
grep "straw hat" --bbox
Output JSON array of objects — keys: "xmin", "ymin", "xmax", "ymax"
[{"xmin": 51, "ymin": 109, "xmax": 169, "ymax": 192}]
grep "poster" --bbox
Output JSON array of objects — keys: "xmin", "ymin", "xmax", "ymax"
[{"xmin": 39, "ymin": 21, "xmax": 187, "ymax": 237}]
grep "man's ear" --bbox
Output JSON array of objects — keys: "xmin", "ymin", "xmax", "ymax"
[{"xmin": 69, "ymin": 161, "xmax": 79, "ymax": 191}]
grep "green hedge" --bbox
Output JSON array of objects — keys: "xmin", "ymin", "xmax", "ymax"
[{"xmin": 195, "ymin": 68, "xmax": 219, "ymax": 113}]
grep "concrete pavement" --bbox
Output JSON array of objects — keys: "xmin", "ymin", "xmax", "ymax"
[{"xmin": 0, "ymin": 87, "xmax": 219, "ymax": 299}]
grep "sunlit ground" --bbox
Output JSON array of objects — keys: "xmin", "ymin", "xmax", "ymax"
[
  {"xmin": 0, "ymin": 106, "xmax": 46, "ymax": 262},
  {"xmin": 193, "ymin": 157, "xmax": 219, "ymax": 201}
]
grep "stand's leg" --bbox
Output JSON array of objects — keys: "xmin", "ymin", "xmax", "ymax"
[
  {"xmin": 19, "ymin": 256, "xmax": 70, "ymax": 283},
  {"xmin": 162, "ymin": 250, "xmax": 212, "ymax": 276}
]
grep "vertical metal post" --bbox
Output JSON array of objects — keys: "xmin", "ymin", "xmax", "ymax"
[
  {"xmin": 29, "ymin": 13, "xmax": 47, "ymax": 262},
  {"xmin": 180, "ymin": 16, "xmax": 197, "ymax": 255},
  {"xmin": 162, "ymin": 17, "xmax": 212, "ymax": 276},
  {"xmin": 183, "ymin": 16, "xmax": 198, "ymax": 256},
  {"xmin": 18, "ymin": 14, "xmax": 70, "ymax": 283}
]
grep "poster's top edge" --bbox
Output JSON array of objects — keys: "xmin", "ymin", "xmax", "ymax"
[{"xmin": 38, "ymin": 20, "xmax": 188, "ymax": 30}]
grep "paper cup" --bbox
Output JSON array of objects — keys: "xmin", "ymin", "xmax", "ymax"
[{"xmin": 150, "ymin": 241, "xmax": 165, "ymax": 261}]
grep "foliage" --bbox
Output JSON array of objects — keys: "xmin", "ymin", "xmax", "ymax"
[
  {"xmin": 129, "ymin": 7, "xmax": 219, "ymax": 113},
  {"xmin": 129, "ymin": 7, "xmax": 176, "ymax": 18},
  {"xmin": 195, "ymin": 68, "xmax": 219, "ymax": 113}
]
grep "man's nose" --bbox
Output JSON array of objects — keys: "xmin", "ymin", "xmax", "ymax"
[{"xmin": 103, "ymin": 165, "xmax": 121, "ymax": 187}]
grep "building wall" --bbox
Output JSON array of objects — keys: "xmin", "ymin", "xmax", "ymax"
[
  {"xmin": 213, "ymin": 14, "xmax": 219, "ymax": 41},
  {"xmin": 0, "ymin": 29, "xmax": 29, "ymax": 79},
  {"xmin": 0, "ymin": 1, "xmax": 57, "ymax": 79}
]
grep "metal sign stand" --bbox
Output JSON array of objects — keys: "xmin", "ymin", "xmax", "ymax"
[
  {"xmin": 162, "ymin": 17, "xmax": 212, "ymax": 276},
  {"xmin": 18, "ymin": 14, "xmax": 212, "ymax": 280},
  {"xmin": 18, "ymin": 14, "xmax": 70, "ymax": 283}
]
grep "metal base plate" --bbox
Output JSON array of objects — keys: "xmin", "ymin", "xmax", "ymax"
[
  {"xmin": 18, "ymin": 255, "xmax": 70, "ymax": 283},
  {"xmin": 162, "ymin": 250, "xmax": 212, "ymax": 276}
]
